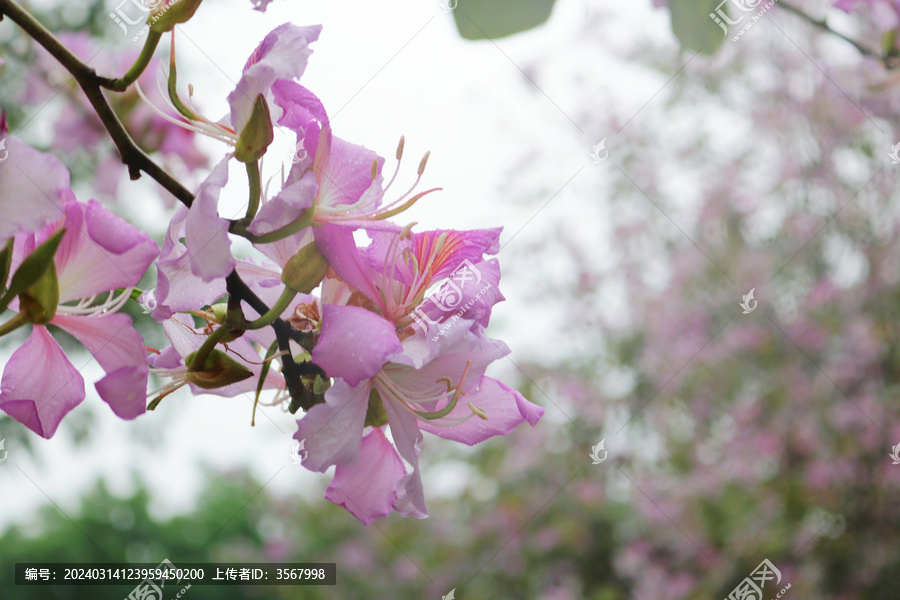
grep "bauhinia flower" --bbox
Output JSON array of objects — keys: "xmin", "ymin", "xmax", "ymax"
[
  {"xmin": 0, "ymin": 199, "xmax": 159, "ymax": 438},
  {"xmin": 294, "ymin": 318, "xmax": 544, "ymax": 523},
  {"xmin": 312, "ymin": 223, "xmax": 505, "ymax": 329}
]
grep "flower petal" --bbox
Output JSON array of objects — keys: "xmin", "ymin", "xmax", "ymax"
[
  {"xmin": 382, "ymin": 397, "xmax": 428, "ymax": 519},
  {"xmin": 52, "ymin": 313, "xmax": 148, "ymax": 420},
  {"xmin": 229, "ymin": 24, "xmax": 322, "ymax": 133},
  {"xmin": 55, "ymin": 199, "xmax": 159, "ymax": 302},
  {"xmin": 324, "ymin": 427, "xmax": 405, "ymax": 525},
  {"xmin": 294, "ymin": 378, "xmax": 370, "ymax": 471},
  {"xmin": 0, "ymin": 326, "xmax": 85, "ymax": 438},
  {"xmin": 153, "ymin": 206, "xmax": 227, "ymax": 320},
  {"xmin": 186, "ymin": 157, "xmax": 235, "ymax": 281},
  {"xmin": 312, "ymin": 305, "xmax": 402, "ymax": 387},
  {"xmin": 0, "ymin": 127, "xmax": 68, "ymax": 245},
  {"xmin": 417, "ymin": 376, "xmax": 544, "ymax": 445},
  {"xmin": 313, "ymin": 224, "xmax": 383, "ymax": 309}
]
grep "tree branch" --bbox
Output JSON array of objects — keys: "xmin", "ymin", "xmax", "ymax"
[
  {"xmin": 778, "ymin": 1, "xmax": 894, "ymax": 68},
  {"xmin": 225, "ymin": 272, "xmax": 325, "ymax": 413},
  {"xmin": 0, "ymin": 0, "xmax": 324, "ymax": 412},
  {"xmin": 0, "ymin": 0, "xmax": 195, "ymax": 207}
]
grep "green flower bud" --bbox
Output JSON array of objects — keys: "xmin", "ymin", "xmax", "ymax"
[
  {"xmin": 149, "ymin": 0, "xmax": 204, "ymax": 33},
  {"xmin": 6, "ymin": 229, "xmax": 65, "ymax": 301},
  {"xmin": 18, "ymin": 261, "xmax": 59, "ymax": 325},
  {"xmin": 281, "ymin": 242, "xmax": 330, "ymax": 294},
  {"xmin": 234, "ymin": 95, "xmax": 274, "ymax": 164},
  {"xmin": 185, "ymin": 348, "xmax": 253, "ymax": 389}
]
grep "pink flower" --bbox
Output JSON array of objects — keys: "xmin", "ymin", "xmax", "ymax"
[
  {"xmin": 0, "ymin": 199, "xmax": 158, "ymax": 438},
  {"xmin": 295, "ymin": 319, "xmax": 543, "ymax": 523}
]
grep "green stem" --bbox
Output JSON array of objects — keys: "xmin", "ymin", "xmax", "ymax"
[
  {"xmin": 231, "ymin": 210, "xmax": 314, "ymax": 244},
  {"xmin": 243, "ymin": 161, "xmax": 262, "ymax": 224},
  {"xmin": 244, "ymin": 286, "xmax": 297, "ymax": 330},
  {"xmin": 107, "ymin": 29, "xmax": 163, "ymax": 92},
  {"xmin": 188, "ymin": 325, "xmax": 229, "ymax": 372},
  {"xmin": 0, "ymin": 311, "xmax": 29, "ymax": 338},
  {"xmin": 166, "ymin": 41, "xmax": 201, "ymax": 121}
]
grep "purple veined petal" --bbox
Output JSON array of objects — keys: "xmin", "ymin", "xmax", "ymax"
[
  {"xmin": 0, "ymin": 325, "xmax": 85, "ymax": 439},
  {"xmin": 229, "ymin": 24, "xmax": 322, "ymax": 134},
  {"xmin": 410, "ymin": 227, "xmax": 502, "ymax": 281},
  {"xmin": 54, "ymin": 199, "xmax": 159, "ymax": 303},
  {"xmin": 324, "ymin": 427, "xmax": 405, "ymax": 525},
  {"xmin": 313, "ymin": 224, "xmax": 384, "ymax": 309},
  {"xmin": 311, "ymin": 305, "xmax": 402, "ymax": 387},
  {"xmin": 293, "ymin": 378, "xmax": 370, "ymax": 472},
  {"xmin": 153, "ymin": 206, "xmax": 227, "ymax": 321},
  {"xmin": 417, "ymin": 376, "xmax": 544, "ymax": 445},
  {"xmin": 51, "ymin": 313, "xmax": 149, "ymax": 421},
  {"xmin": 382, "ymin": 396, "xmax": 428, "ymax": 519},
  {"xmin": 0, "ymin": 126, "xmax": 69, "ymax": 245},
  {"xmin": 185, "ymin": 157, "xmax": 235, "ymax": 281}
]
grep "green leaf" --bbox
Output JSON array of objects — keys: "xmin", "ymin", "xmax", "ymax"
[
  {"xmin": 669, "ymin": 0, "xmax": 727, "ymax": 55},
  {"xmin": 452, "ymin": 0, "xmax": 556, "ymax": 41}
]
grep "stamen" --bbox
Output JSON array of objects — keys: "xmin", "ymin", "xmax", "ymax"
[
  {"xmin": 396, "ymin": 135, "xmax": 405, "ymax": 160},
  {"xmin": 469, "ymin": 402, "xmax": 488, "ymax": 420},
  {"xmin": 417, "ymin": 151, "xmax": 430, "ymax": 176}
]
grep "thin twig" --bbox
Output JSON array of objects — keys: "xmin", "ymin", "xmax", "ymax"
[
  {"xmin": 0, "ymin": 0, "xmax": 322, "ymax": 412},
  {"xmin": 779, "ymin": 1, "xmax": 890, "ymax": 66},
  {"xmin": 0, "ymin": 0, "xmax": 194, "ymax": 206}
]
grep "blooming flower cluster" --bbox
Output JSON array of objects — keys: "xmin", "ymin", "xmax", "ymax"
[{"xmin": 0, "ymin": 18, "xmax": 542, "ymax": 524}]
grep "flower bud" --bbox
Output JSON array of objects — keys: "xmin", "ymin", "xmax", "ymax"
[
  {"xmin": 234, "ymin": 95, "xmax": 274, "ymax": 164},
  {"xmin": 149, "ymin": 0, "xmax": 204, "ymax": 33},
  {"xmin": 185, "ymin": 348, "xmax": 253, "ymax": 389},
  {"xmin": 6, "ymin": 229, "xmax": 65, "ymax": 301},
  {"xmin": 18, "ymin": 262, "xmax": 59, "ymax": 325},
  {"xmin": 281, "ymin": 242, "xmax": 330, "ymax": 293}
]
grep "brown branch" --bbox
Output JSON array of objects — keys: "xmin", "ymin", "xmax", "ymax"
[
  {"xmin": 0, "ymin": 1, "xmax": 323, "ymax": 412},
  {"xmin": 0, "ymin": 0, "xmax": 194, "ymax": 207}
]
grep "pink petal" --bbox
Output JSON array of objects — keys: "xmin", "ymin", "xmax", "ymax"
[
  {"xmin": 55, "ymin": 199, "xmax": 159, "ymax": 302},
  {"xmin": 313, "ymin": 225, "xmax": 384, "ymax": 309},
  {"xmin": 417, "ymin": 377, "xmax": 544, "ymax": 445},
  {"xmin": 382, "ymin": 397, "xmax": 428, "ymax": 519},
  {"xmin": 52, "ymin": 313, "xmax": 148, "ymax": 420},
  {"xmin": 153, "ymin": 206, "xmax": 227, "ymax": 320},
  {"xmin": 312, "ymin": 305, "xmax": 402, "ymax": 386},
  {"xmin": 324, "ymin": 428, "xmax": 405, "ymax": 525},
  {"xmin": 0, "ymin": 131, "xmax": 68, "ymax": 245},
  {"xmin": 0, "ymin": 326, "xmax": 85, "ymax": 438},
  {"xmin": 230, "ymin": 24, "xmax": 322, "ymax": 133},
  {"xmin": 293, "ymin": 379, "xmax": 370, "ymax": 471},
  {"xmin": 186, "ymin": 157, "xmax": 235, "ymax": 281}
]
